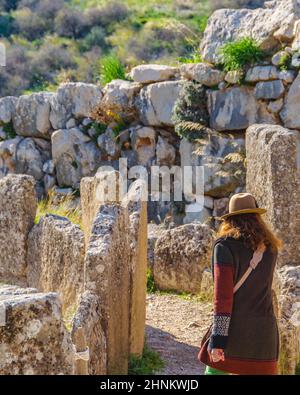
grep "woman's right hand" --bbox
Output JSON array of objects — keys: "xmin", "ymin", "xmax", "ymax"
[{"xmin": 210, "ymin": 348, "xmax": 225, "ymax": 363}]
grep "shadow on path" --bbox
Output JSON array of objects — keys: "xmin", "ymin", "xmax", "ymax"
[{"xmin": 145, "ymin": 325, "xmax": 206, "ymax": 375}]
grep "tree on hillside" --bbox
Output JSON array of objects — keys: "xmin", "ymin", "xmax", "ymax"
[
  {"xmin": 55, "ymin": 8, "xmax": 88, "ymax": 39},
  {"xmin": 0, "ymin": 0, "xmax": 20, "ymax": 12}
]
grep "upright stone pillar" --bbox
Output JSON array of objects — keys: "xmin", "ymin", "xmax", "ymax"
[
  {"xmin": 80, "ymin": 170, "xmax": 120, "ymax": 245},
  {"xmin": 122, "ymin": 180, "xmax": 148, "ymax": 357},
  {"xmin": 0, "ymin": 174, "xmax": 37, "ymax": 286},
  {"xmin": 246, "ymin": 124, "xmax": 300, "ymax": 267},
  {"xmin": 246, "ymin": 124, "xmax": 300, "ymax": 374},
  {"xmin": 84, "ymin": 204, "xmax": 131, "ymax": 374}
]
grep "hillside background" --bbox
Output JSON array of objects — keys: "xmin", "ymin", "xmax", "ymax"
[{"xmin": 0, "ymin": 0, "xmax": 265, "ymax": 96}]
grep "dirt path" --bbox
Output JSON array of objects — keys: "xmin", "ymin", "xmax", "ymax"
[{"xmin": 145, "ymin": 293, "xmax": 213, "ymax": 375}]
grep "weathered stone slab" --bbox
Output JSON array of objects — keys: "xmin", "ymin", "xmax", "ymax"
[
  {"xmin": 245, "ymin": 66, "xmax": 280, "ymax": 82},
  {"xmin": 15, "ymin": 138, "xmax": 44, "ymax": 181},
  {"xmin": 100, "ymin": 79, "xmax": 141, "ymax": 117},
  {"xmin": 153, "ymin": 223, "xmax": 213, "ymax": 294},
  {"xmin": 12, "ymin": 92, "xmax": 53, "ymax": 138},
  {"xmin": 274, "ymin": 266, "xmax": 300, "ymax": 374},
  {"xmin": 136, "ymin": 80, "xmax": 183, "ymax": 126},
  {"xmin": 27, "ymin": 214, "xmax": 85, "ymax": 313},
  {"xmin": 0, "ymin": 137, "xmax": 23, "ymax": 178},
  {"xmin": 180, "ymin": 63, "xmax": 224, "ymax": 87},
  {"xmin": 208, "ymin": 86, "xmax": 277, "ymax": 131},
  {"xmin": 147, "ymin": 224, "xmax": 167, "ymax": 270},
  {"xmin": 85, "ymin": 204, "xmax": 131, "ymax": 374},
  {"xmin": 0, "ymin": 96, "xmax": 17, "ymax": 124},
  {"xmin": 130, "ymin": 64, "xmax": 178, "ymax": 83},
  {"xmin": 280, "ymin": 72, "xmax": 300, "ymax": 129},
  {"xmin": 72, "ymin": 290, "xmax": 107, "ymax": 375},
  {"xmin": 254, "ymin": 80, "xmax": 285, "ymax": 100},
  {"xmin": 50, "ymin": 83, "xmax": 103, "ymax": 130},
  {"xmin": 156, "ymin": 135, "xmax": 176, "ymax": 166},
  {"xmin": 0, "ymin": 174, "xmax": 37, "ymax": 286},
  {"xmin": 200, "ymin": 1, "xmax": 300, "ymax": 64},
  {"xmin": 122, "ymin": 180, "xmax": 148, "ymax": 357},
  {"xmin": 52, "ymin": 128, "xmax": 101, "ymax": 188},
  {"xmin": 246, "ymin": 124, "xmax": 300, "ymax": 267},
  {"xmin": 180, "ymin": 134, "xmax": 245, "ymax": 198},
  {"xmin": 80, "ymin": 170, "xmax": 120, "ymax": 244},
  {"xmin": 0, "ymin": 286, "xmax": 74, "ymax": 375},
  {"xmin": 130, "ymin": 125, "xmax": 156, "ymax": 166}
]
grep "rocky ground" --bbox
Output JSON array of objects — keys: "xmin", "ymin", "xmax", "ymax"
[{"xmin": 146, "ymin": 293, "xmax": 213, "ymax": 375}]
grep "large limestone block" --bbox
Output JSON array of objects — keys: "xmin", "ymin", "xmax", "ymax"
[
  {"xmin": 208, "ymin": 86, "xmax": 277, "ymax": 131},
  {"xmin": 130, "ymin": 125, "xmax": 156, "ymax": 166},
  {"xmin": 180, "ymin": 134, "xmax": 245, "ymax": 198},
  {"xmin": 153, "ymin": 223, "xmax": 213, "ymax": 294},
  {"xmin": 280, "ymin": 72, "xmax": 300, "ymax": 129},
  {"xmin": 52, "ymin": 128, "xmax": 101, "ymax": 188},
  {"xmin": 0, "ymin": 137, "xmax": 49, "ymax": 181},
  {"xmin": 72, "ymin": 291, "xmax": 107, "ymax": 375},
  {"xmin": 200, "ymin": 1, "xmax": 300, "ymax": 64},
  {"xmin": 0, "ymin": 136, "xmax": 23, "ymax": 178},
  {"xmin": 0, "ymin": 96, "xmax": 17, "ymax": 124},
  {"xmin": 246, "ymin": 124, "xmax": 300, "ymax": 267},
  {"xmin": 15, "ymin": 138, "xmax": 44, "ymax": 181},
  {"xmin": 80, "ymin": 170, "xmax": 120, "ymax": 244},
  {"xmin": 100, "ymin": 79, "xmax": 141, "ymax": 116},
  {"xmin": 254, "ymin": 80, "xmax": 285, "ymax": 100},
  {"xmin": 122, "ymin": 180, "xmax": 148, "ymax": 357},
  {"xmin": 85, "ymin": 204, "xmax": 131, "ymax": 374},
  {"xmin": 50, "ymin": 83, "xmax": 103, "ymax": 130},
  {"xmin": 0, "ymin": 285, "xmax": 74, "ymax": 375},
  {"xmin": 12, "ymin": 92, "xmax": 53, "ymax": 138},
  {"xmin": 136, "ymin": 80, "xmax": 183, "ymax": 126},
  {"xmin": 245, "ymin": 66, "xmax": 280, "ymax": 82},
  {"xmin": 147, "ymin": 224, "xmax": 167, "ymax": 270},
  {"xmin": 130, "ymin": 64, "xmax": 178, "ymax": 83},
  {"xmin": 0, "ymin": 174, "xmax": 37, "ymax": 286},
  {"xmin": 274, "ymin": 266, "xmax": 300, "ymax": 374},
  {"xmin": 156, "ymin": 135, "xmax": 176, "ymax": 166},
  {"xmin": 180, "ymin": 63, "xmax": 224, "ymax": 87},
  {"xmin": 27, "ymin": 214, "xmax": 85, "ymax": 313}
]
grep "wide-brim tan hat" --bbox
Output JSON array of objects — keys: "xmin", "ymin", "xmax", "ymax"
[{"xmin": 219, "ymin": 192, "xmax": 267, "ymax": 220}]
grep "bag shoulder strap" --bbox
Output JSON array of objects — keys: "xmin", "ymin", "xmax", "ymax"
[{"xmin": 233, "ymin": 242, "xmax": 266, "ymax": 294}]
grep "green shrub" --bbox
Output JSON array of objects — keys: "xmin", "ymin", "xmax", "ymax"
[
  {"xmin": 128, "ymin": 344, "xmax": 165, "ymax": 375},
  {"xmin": 99, "ymin": 54, "xmax": 126, "ymax": 85},
  {"xmin": 172, "ymin": 80, "xmax": 210, "ymax": 141},
  {"xmin": 79, "ymin": 26, "xmax": 107, "ymax": 52},
  {"xmin": 0, "ymin": 13, "xmax": 14, "ymax": 37},
  {"xmin": 147, "ymin": 268, "xmax": 156, "ymax": 293},
  {"xmin": 198, "ymin": 15, "xmax": 209, "ymax": 33},
  {"xmin": 112, "ymin": 119, "xmax": 128, "ymax": 138},
  {"xmin": 91, "ymin": 121, "xmax": 107, "ymax": 135},
  {"xmin": 219, "ymin": 37, "xmax": 264, "ymax": 71},
  {"xmin": 278, "ymin": 52, "xmax": 292, "ymax": 71},
  {"xmin": 71, "ymin": 160, "xmax": 78, "ymax": 169},
  {"xmin": 178, "ymin": 50, "xmax": 202, "ymax": 64},
  {"xmin": 2, "ymin": 121, "xmax": 16, "ymax": 139}
]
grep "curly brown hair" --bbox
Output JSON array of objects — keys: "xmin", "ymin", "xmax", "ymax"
[{"xmin": 217, "ymin": 213, "xmax": 283, "ymax": 252}]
